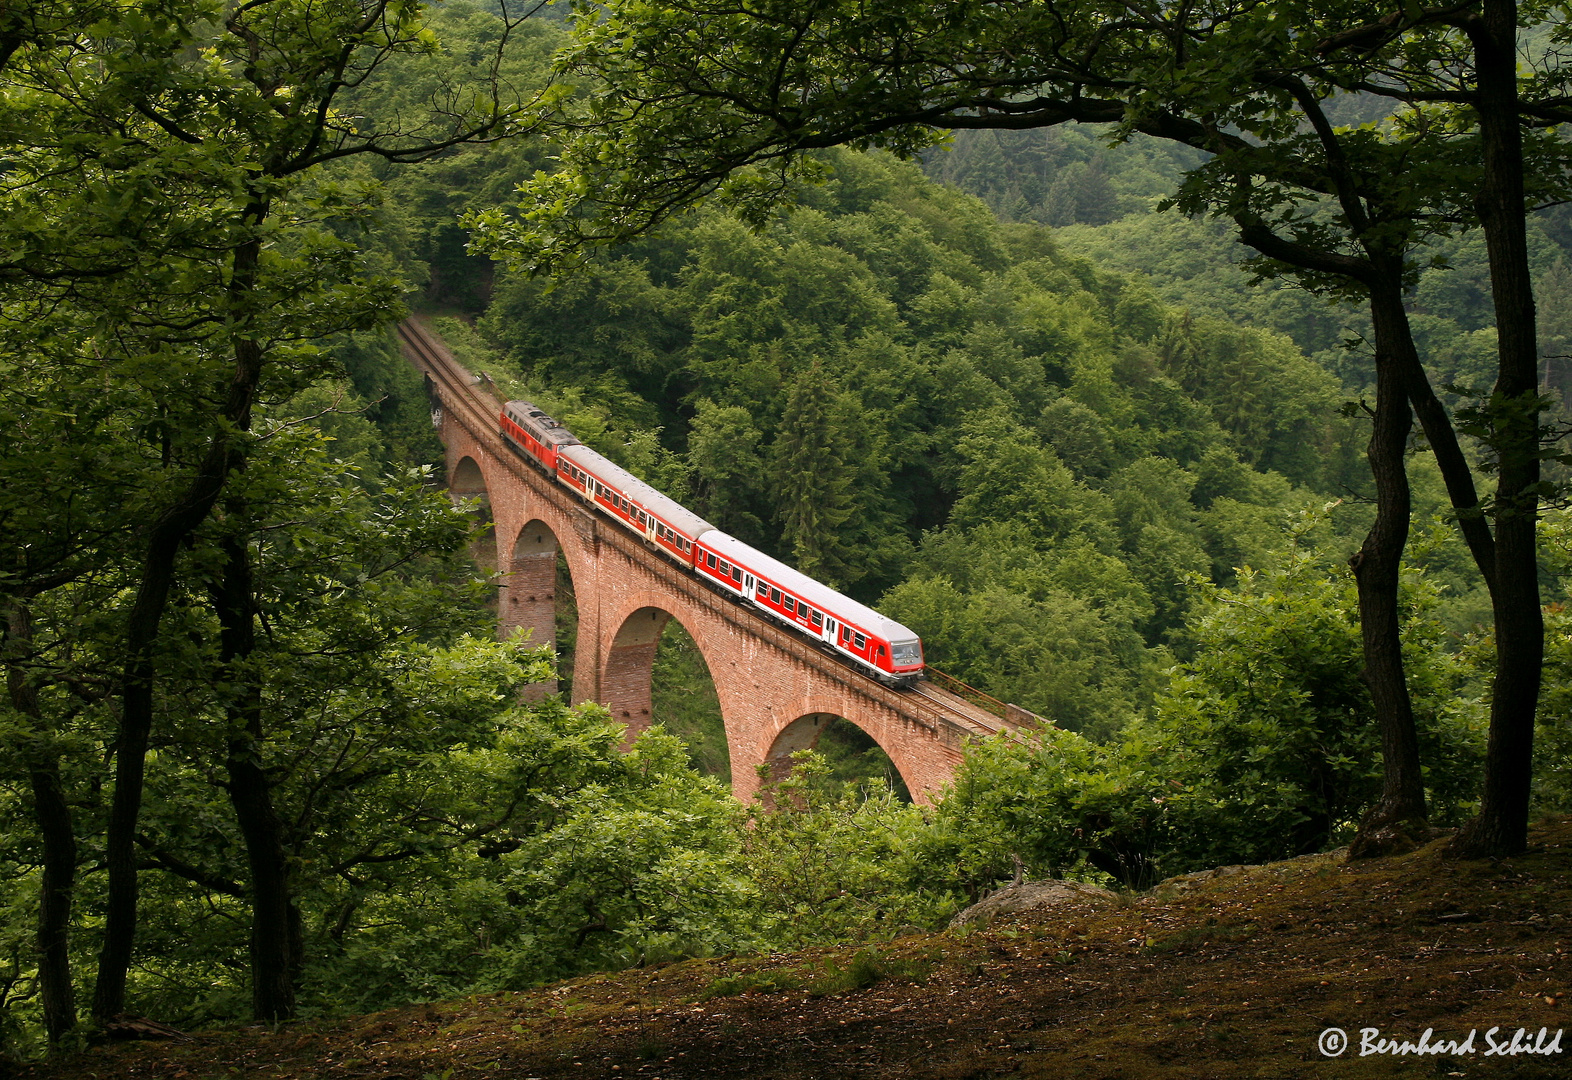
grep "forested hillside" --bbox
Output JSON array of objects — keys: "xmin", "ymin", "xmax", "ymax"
[
  {"xmin": 363, "ymin": 126, "xmax": 1375, "ymax": 737},
  {"xmin": 929, "ymin": 125, "xmax": 1572, "ymax": 401},
  {"xmin": 5, "ymin": 1, "xmax": 1572, "ymax": 1063}
]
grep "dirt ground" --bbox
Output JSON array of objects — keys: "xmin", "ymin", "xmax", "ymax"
[{"xmin": 18, "ymin": 818, "xmax": 1572, "ymax": 1080}]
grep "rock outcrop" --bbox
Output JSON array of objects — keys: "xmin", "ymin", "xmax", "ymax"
[{"xmin": 949, "ymin": 880, "xmax": 1117, "ymax": 929}]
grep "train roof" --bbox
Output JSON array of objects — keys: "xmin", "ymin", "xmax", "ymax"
[
  {"xmin": 504, "ymin": 399, "xmax": 581, "ymax": 448},
  {"xmin": 701, "ymin": 532, "xmax": 922, "ymax": 644},
  {"xmin": 559, "ymin": 443, "xmax": 718, "ymax": 540}
]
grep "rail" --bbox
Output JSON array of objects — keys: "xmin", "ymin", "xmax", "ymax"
[{"xmin": 922, "ymin": 666, "xmax": 1010, "ymax": 720}]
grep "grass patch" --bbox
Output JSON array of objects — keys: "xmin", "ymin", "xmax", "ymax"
[
  {"xmin": 695, "ymin": 971, "xmax": 802, "ymax": 1000},
  {"xmin": 803, "ymin": 948, "xmax": 936, "ymax": 995}
]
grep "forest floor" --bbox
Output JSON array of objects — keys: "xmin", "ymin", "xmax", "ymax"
[{"xmin": 20, "ymin": 817, "xmax": 1572, "ymax": 1080}]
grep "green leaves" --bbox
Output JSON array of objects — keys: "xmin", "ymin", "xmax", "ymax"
[{"xmin": 773, "ymin": 361, "xmax": 858, "ymax": 586}]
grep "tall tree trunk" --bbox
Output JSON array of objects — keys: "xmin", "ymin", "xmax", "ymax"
[
  {"xmin": 94, "ymin": 227, "xmax": 269, "ymax": 1023},
  {"xmin": 210, "ymin": 532, "xmax": 301, "ymax": 1022},
  {"xmin": 1451, "ymin": 0, "xmax": 1544, "ymax": 858},
  {"xmin": 5, "ymin": 603, "xmax": 79, "ymax": 1045},
  {"xmin": 1346, "ymin": 276, "xmax": 1429, "ymax": 855},
  {"xmin": 1235, "ymin": 202, "xmax": 1433, "ymax": 854}
]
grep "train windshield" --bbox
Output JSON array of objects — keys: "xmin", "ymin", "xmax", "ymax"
[{"xmin": 891, "ymin": 640, "xmax": 922, "ymax": 666}]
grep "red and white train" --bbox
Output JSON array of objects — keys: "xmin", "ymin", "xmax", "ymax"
[{"xmin": 500, "ymin": 399, "xmax": 925, "ymax": 687}]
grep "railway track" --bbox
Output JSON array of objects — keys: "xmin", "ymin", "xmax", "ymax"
[{"xmin": 396, "ymin": 317, "xmax": 1018, "ymax": 741}]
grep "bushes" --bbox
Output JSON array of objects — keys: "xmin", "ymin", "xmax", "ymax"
[
  {"xmin": 922, "ymin": 525, "xmax": 1485, "ymax": 890},
  {"xmin": 743, "ymin": 753, "xmax": 959, "ymax": 946}
]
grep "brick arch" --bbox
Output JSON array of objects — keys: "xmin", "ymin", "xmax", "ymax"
[
  {"xmin": 599, "ymin": 602, "xmax": 728, "ymax": 745},
  {"xmin": 502, "ymin": 518, "xmax": 581, "ymax": 700},
  {"xmin": 449, "ymin": 454, "xmax": 498, "ymax": 591},
  {"xmin": 762, "ymin": 710, "xmax": 920, "ymax": 799},
  {"xmin": 449, "ymin": 454, "xmax": 489, "ymax": 499},
  {"xmin": 602, "ymin": 605, "xmax": 669, "ymax": 734}
]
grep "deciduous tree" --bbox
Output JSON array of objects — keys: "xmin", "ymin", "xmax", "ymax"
[{"xmin": 1, "ymin": 0, "xmax": 553, "ymax": 1027}]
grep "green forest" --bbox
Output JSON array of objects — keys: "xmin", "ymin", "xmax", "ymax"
[{"xmin": 4, "ymin": 0, "xmax": 1572, "ymax": 1063}]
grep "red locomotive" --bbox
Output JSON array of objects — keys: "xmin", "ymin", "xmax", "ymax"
[{"xmin": 499, "ymin": 398, "xmax": 924, "ymax": 687}]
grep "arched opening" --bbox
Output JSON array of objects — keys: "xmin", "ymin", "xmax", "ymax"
[
  {"xmin": 602, "ymin": 607, "xmax": 670, "ymax": 741},
  {"xmin": 504, "ymin": 520, "xmax": 578, "ymax": 701},
  {"xmin": 603, "ymin": 608, "xmax": 727, "ymax": 766},
  {"xmin": 449, "ymin": 456, "xmax": 497, "ymax": 608},
  {"xmin": 763, "ymin": 714, "xmax": 912, "ymax": 802},
  {"xmin": 651, "ymin": 621, "xmax": 727, "ymax": 779}
]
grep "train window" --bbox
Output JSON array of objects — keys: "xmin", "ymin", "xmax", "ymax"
[
  {"xmin": 769, "ymin": 588, "xmax": 781, "ymax": 604},
  {"xmin": 717, "ymin": 559, "xmax": 730, "ymax": 574},
  {"xmin": 783, "ymin": 596, "xmax": 796, "ymax": 613},
  {"xmin": 810, "ymin": 610, "xmax": 823, "ymax": 627},
  {"xmin": 757, "ymin": 581, "xmax": 768, "ymax": 596},
  {"xmin": 705, "ymin": 552, "xmax": 717, "ymax": 568},
  {"xmin": 731, "ymin": 566, "xmax": 742, "ymax": 583},
  {"xmin": 854, "ymin": 633, "xmax": 867, "ymax": 649}
]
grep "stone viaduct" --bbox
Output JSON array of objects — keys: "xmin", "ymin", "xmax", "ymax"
[{"xmin": 399, "ymin": 319, "xmax": 1016, "ymax": 804}]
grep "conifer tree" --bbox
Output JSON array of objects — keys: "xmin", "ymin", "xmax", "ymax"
[{"xmin": 774, "ymin": 362, "xmax": 856, "ymax": 587}]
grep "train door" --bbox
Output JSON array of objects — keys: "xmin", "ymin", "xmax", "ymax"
[
  {"xmin": 823, "ymin": 616, "xmax": 838, "ymax": 645},
  {"xmin": 743, "ymin": 573, "xmax": 756, "ymax": 601}
]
